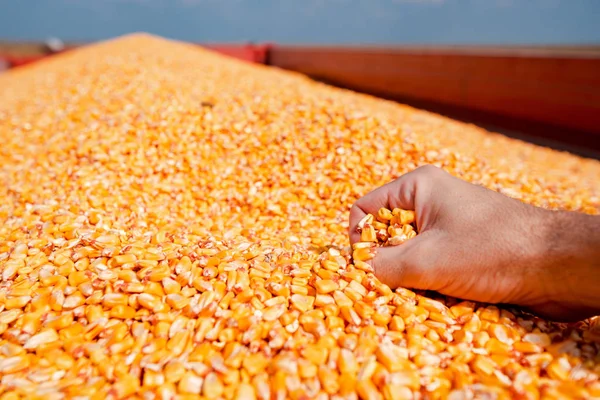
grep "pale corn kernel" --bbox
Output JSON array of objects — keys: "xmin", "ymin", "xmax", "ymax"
[
  {"xmin": 376, "ymin": 342, "xmax": 410, "ymax": 372},
  {"xmin": 352, "ymin": 241, "xmax": 374, "ymax": 250},
  {"xmin": 63, "ymin": 293, "xmax": 85, "ymax": 309},
  {"xmin": 290, "ymin": 294, "xmax": 315, "ymax": 312},
  {"xmin": 23, "ymin": 329, "xmax": 59, "ymax": 349},
  {"xmin": 0, "ymin": 309, "xmax": 21, "ymax": 325},
  {"xmin": 387, "ymin": 235, "xmax": 407, "ymax": 246},
  {"xmin": 340, "ymin": 306, "xmax": 362, "ymax": 326},
  {"xmin": 137, "ymin": 293, "xmax": 163, "ymax": 311},
  {"xmin": 472, "ymin": 355, "xmax": 496, "ymax": 376},
  {"xmin": 162, "ymin": 277, "xmax": 182, "ymax": 294},
  {"xmin": 143, "ymin": 370, "xmax": 165, "ymax": 387},
  {"xmin": 357, "ymin": 214, "xmax": 374, "ymax": 231},
  {"xmin": 179, "ymin": 372, "xmax": 203, "ymax": 394},
  {"xmin": 166, "ymin": 293, "xmax": 190, "ymax": 310},
  {"xmin": 0, "ymin": 356, "xmax": 30, "ymax": 374},
  {"xmin": 333, "ymin": 290, "xmax": 354, "ymax": 308},
  {"xmin": 262, "ymin": 304, "xmax": 286, "ymax": 322},
  {"xmin": 124, "ymin": 282, "xmax": 145, "ymax": 293},
  {"xmin": 522, "ymin": 332, "xmax": 551, "ymax": 347}
]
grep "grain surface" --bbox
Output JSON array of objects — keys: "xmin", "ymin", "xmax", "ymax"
[{"xmin": 0, "ymin": 34, "xmax": 599, "ymax": 399}]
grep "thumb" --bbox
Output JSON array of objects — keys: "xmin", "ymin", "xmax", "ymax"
[{"xmin": 371, "ymin": 231, "xmax": 444, "ymax": 291}]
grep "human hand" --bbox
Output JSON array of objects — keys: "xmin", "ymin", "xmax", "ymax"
[{"xmin": 349, "ymin": 165, "xmax": 600, "ymax": 321}]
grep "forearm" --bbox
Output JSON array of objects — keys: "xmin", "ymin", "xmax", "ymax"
[{"xmin": 542, "ymin": 210, "xmax": 600, "ymax": 313}]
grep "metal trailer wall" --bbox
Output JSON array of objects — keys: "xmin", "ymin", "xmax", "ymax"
[{"xmin": 268, "ymin": 46, "xmax": 600, "ymax": 154}]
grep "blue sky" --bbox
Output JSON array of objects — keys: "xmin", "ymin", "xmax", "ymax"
[{"xmin": 1, "ymin": 0, "xmax": 599, "ymax": 45}]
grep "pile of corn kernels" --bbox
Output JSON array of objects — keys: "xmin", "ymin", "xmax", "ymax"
[
  {"xmin": 351, "ymin": 208, "xmax": 418, "ymax": 271},
  {"xmin": 0, "ymin": 34, "xmax": 599, "ymax": 399}
]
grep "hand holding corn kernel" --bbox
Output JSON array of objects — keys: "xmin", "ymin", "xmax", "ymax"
[{"xmin": 350, "ymin": 165, "xmax": 600, "ymax": 321}]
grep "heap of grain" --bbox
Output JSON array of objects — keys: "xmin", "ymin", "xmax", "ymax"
[{"xmin": 0, "ymin": 34, "xmax": 599, "ymax": 399}]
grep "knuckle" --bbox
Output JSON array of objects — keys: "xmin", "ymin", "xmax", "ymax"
[{"xmin": 418, "ymin": 164, "xmax": 442, "ymax": 175}]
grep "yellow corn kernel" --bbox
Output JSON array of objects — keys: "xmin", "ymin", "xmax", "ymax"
[
  {"xmin": 112, "ymin": 375, "xmax": 140, "ymax": 398},
  {"xmin": 5, "ymin": 296, "xmax": 31, "ymax": 310},
  {"xmin": 333, "ymin": 290, "xmax": 353, "ymax": 308},
  {"xmin": 357, "ymin": 379, "xmax": 383, "ymax": 400},
  {"xmin": 546, "ymin": 357, "xmax": 571, "ymax": 381},
  {"xmin": 514, "ymin": 341, "xmax": 543, "ymax": 354},
  {"xmin": 360, "ymin": 225, "xmax": 377, "ymax": 242},
  {"xmin": 113, "ymin": 253, "xmax": 137, "ymax": 265},
  {"xmin": 338, "ymin": 348, "xmax": 359, "ymax": 375},
  {"xmin": 315, "ymin": 279, "xmax": 339, "ymax": 294},
  {"xmin": 45, "ymin": 312, "xmax": 74, "ymax": 330},
  {"xmin": 318, "ymin": 366, "xmax": 340, "ymax": 395},
  {"xmin": 377, "ymin": 208, "xmax": 393, "ymax": 221},
  {"xmin": 353, "ymin": 247, "xmax": 376, "ymax": 262},
  {"xmin": 163, "ymin": 361, "xmax": 186, "ymax": 383},
  {"xmin": 391, "ymin": 209, "xmax": 415, "ymax": 225},
  {"xmin": 102, "ymin": 293, "xmax": 129, "ymax": 308},
  {"xmin": 302, "ymin": 344, "xmax": 329, "ymax": 365},
  {"xmin": 471, "ymin": 355, "xmax": 496, "ymax": 376},
  {"xmin": 137, "ymin": 293, "xmax": 163, "ymax": 311},
  {"xmin": 109, "ymin": 305, "xmax": 137, "ymax": 319}
]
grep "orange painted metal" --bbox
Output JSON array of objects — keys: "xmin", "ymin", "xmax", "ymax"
[
  {"xmin": 269, "ymin": 46, "xmax": 600, "ymax": 150},
  {"xmin": 204, "ymin": 44, "xmax": 271, "ymax": 63},
  {"xmin": 1, "ymin": 55, "xmax": 47, "ymax": 67}
]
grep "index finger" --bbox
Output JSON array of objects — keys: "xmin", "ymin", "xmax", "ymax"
[
  {"xmin": 348, "ymin": 176, "xmax": 416, "ymax": 245},
  {"xmin": 348, "ymin": 165, "xmax": 443, "ymax": 245}
]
